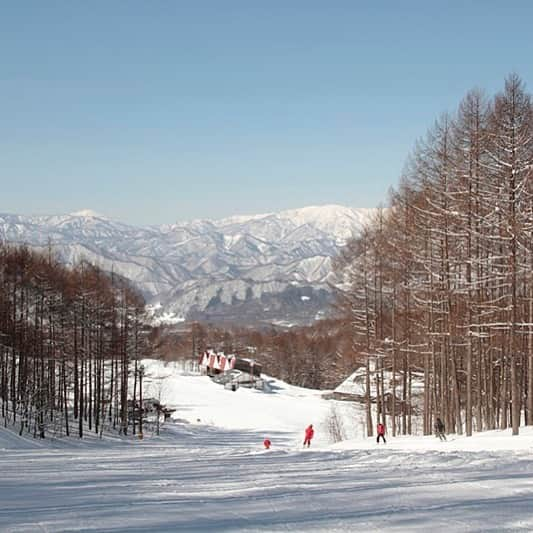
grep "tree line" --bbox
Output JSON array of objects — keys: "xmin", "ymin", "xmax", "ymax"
[
  {"xmin": 335, "ymin": 74, "xmax": 533, "ymax": 437},
  {"xmin": 160, "ymin": 320, "xmax": 352, "ymax": 390},
  {"xmin": 0, "ymin": 244, "xmax": 151, "ymax": 438}
]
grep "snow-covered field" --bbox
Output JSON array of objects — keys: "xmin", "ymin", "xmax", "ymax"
[{"xmin": 2, "ymin": 360, "xmax": 533, "ymax": 532}]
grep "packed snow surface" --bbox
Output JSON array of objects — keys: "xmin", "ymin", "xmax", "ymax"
[{"xmin": 1, "ymin": 360, "xmax": 533, "ymax": 532}]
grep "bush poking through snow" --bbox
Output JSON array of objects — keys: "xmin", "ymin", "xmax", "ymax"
[{"xmin": 325, "ymin": 404, "xmax": 346, "ymax": 443}]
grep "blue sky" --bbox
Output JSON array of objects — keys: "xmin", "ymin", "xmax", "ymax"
[{"xmin": 1, "ymin": 1, "xmax": 532, "ymax": 225}]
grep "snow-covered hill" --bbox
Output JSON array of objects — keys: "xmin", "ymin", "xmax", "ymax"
[
  {"xmin": 0, "ymin": 205, "xmax": 373, "ymax": 325},
  {"xmin": 2, "ymin": 360, "xmax": 533, "ymax": 532}
]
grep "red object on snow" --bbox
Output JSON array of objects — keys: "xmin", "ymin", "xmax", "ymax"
[
  {"xmin": 263, "ymin": 438, "xmax": 271, "ymax": 449},
  {"xmin": 377, "ymin": 423, "xmax": 385, "ymax": 435},
  {"xmin": 303, "ymin": 424, "xmax": 314, "ymax": 446}
]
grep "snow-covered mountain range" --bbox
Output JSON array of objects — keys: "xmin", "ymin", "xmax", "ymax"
[{"xmin": 0, "ymin": 205, "xmax": 373, "ymax": 325}]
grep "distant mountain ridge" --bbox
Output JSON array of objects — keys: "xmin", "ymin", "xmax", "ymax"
[{"xmin": 0, "ymin": 205, "xmax": 373, "ymax": 326}]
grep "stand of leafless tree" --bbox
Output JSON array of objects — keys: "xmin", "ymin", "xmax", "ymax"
[
  {"xmin": 0, "ymin": 244, "xmax": 151, "ymax": 438},
  {"xmin": 335, "ymin": 74, "xmax": 533, "ymax": 437}
]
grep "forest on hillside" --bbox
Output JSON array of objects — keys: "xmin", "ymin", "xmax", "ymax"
[
  {"xmin": 335, "ymin": 74, "xmax": 533, "ymax": 438},
  {"xmin": 0, "ymin": 245, "xmax": 153, "ymax": 439}
]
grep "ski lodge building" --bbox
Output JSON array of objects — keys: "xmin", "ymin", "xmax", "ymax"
[
  {"xmin": 198, "ymin": 349, "xmax": 265, "ymax": 390},
  {"xmin": 198, "ymin": 349, "xmax": 262, "ymax": 378}
]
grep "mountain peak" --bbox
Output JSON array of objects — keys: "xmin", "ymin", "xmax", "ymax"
[
  {"xmin": 277, "ymin": 204, "xmax": 374, "ymax": 243},
  {"xmin": 69, "ymin": 209, "xmax": 105, "ymax": 218}
]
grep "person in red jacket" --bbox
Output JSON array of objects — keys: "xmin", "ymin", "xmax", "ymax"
[
  {"xmin": 303, "ymin": 424, "xmax": 314, "ymax": 447},
  {"xmin": 263, "ymin": 438, "xmax": 271, "ymax": 449},
  {"xmin": 377, "ymin": 422, "xmax": 386, "ymax": 443}
]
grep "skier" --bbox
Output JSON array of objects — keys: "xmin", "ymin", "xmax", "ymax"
[
  {"xmin": 303, "ymin": 424, "xmax": 314, "ymax": 447},
  {"xmin": 376, "ymin": 422, "xmax": 386, "ymax": 443},
  {"xmin": 263, "ymin": 438, "xmax": 271, "ymax": 449},
  {"xmin": 434, "ymin": 417, "xmax": 446, "ymax": 441}
]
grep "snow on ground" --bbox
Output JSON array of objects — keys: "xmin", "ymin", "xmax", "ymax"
[
  {"xmin": 334, "ymin": 360, "xmax": 424, "ymax": 397},
  {"xmin": 2, "ymin": 359, "xmax": 533, "ymax": 532},
  {"xmin": 142, "ymin": 359, "xmax": 355, "ymax": 446}
]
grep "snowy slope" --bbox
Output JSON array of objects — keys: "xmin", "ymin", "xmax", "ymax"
[
  {"xmin": 142, "ymin": 359, "xmax": 351, "ymax": 446},
  {"xmin": 2, "ymin": 360, "xmax": 533, "ymax": 531}
]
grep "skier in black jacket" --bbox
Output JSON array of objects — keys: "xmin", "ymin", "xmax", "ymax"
[{"xmin": 434, "ymin": 417, "xmax": 446, "ymax": 441}]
